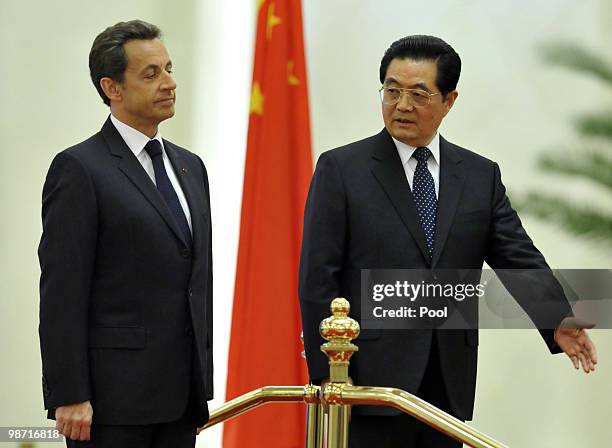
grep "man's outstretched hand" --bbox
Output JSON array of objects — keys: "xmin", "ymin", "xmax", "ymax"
[
  {"xmin": 555, "ymin": 318, "xmax": 598, "ymax": 374},
  {"xmin": 55, "ymin": 400, "xmax": 93, "ymax": 441}
]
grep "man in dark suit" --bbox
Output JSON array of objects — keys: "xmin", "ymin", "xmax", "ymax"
[
  {"xmin": 298, "ymin": 35, "xmax": 597, "ymax": 447},
  {"xmin": 38, "ymin": 20, "xmax": 212, "ymax": 447}
]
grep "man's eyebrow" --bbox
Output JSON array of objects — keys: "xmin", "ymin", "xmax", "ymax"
[
  {"xmin": 414, "ymin": 82, "xmax": 431, "ymax": 92},
  {"xmin": 139, "ymin": 61, "xmax": 170, "ymax": 72},
  {"xmin": 383, "ymin": 78, "xmax": 432, "ymax": 92},
  {"xmin": 140, "ymin": 64, "xmax": 160, "ymax": 74},
  {"xmin": 383, "ymin": 77, "xmax": 400, "ymax": 86}
]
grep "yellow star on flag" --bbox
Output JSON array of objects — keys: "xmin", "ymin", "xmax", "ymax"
[
  {"xmin": 287, "ymin": 60, "xmax": 300, "ymax": 86},
  {"xmin": 250, "ymin": 82, "xmax": 264, "ymax": 115},
  {"xmin": 267, "ymin": 3, "xmax": 282, "ymax": 40}
]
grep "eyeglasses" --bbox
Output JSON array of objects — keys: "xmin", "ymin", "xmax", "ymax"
[{"xmin": 379, "ymin": 86, "xmax": 441, "ymax": 107}]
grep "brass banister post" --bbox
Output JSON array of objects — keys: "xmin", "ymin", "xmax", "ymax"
[
  {"xmin": 319, "ymin": 298, "xmax": 360, "ymax": 448},
  {"xmin": 304, "ymin": 384, "xmax": 323, "ymax": 448}
]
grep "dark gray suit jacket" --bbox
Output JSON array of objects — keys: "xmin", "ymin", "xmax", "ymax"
[
  {"xmin": 298, "ymin": 129, "xmax": 569, "ymax": 420},
  {"xmin": 39, "ymin": 117, "xmax": 213, "ymax": 426}
]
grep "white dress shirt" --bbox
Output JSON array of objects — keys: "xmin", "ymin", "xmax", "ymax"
[
  {"xmin": 392, "ymin": 132, "xmax": 440, "ymax": 198},
  {"xmin": 110, "ymin": 114, "xmax": 192, "ymax": 233}
]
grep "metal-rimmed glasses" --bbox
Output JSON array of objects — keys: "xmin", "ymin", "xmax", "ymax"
[{"xmin": 379, "ymin": 86, "xmax": 441, "ymax": 107}]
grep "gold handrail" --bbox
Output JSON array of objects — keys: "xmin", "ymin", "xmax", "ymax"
[
  {"xmin": 340, "ymin": 385, "xmax": 506, "ymax": 448},
  {"xmin": 197, "ymin": 382, "xmax": 507, "ymax": 447},
  {"xmin": 198, "ymin": 298, "xmax": 509, "ymax": 448},
  {"xmin": 199, "ymin": 385, "xmax": 318, "ymax": 431}
]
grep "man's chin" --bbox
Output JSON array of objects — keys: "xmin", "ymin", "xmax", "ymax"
[
  {"xmin": 389, "ymin": 128, "xmax": 418, "ymax": 145},
  {"xmin": 157, "ymin": 109, "xmax": 176, "ymax": 122}
]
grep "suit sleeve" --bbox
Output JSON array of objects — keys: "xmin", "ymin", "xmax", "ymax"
[
  {"xmin": 198, "ymin": 155, "xmax": 214, "ymax": 400},
  {"xmin": 38, "ymin": 152, "xmax": 98, "ymax": 409},
  {"xmin": 298, "ymin": 152, "xmax": 347, "ymax": 383},
  {"xmin": 485, "ymin": 162, "xmax": 571, "ymax": 353}
]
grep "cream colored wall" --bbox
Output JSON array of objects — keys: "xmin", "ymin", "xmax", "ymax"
[{"xmin": 0, "ymin": 1, "xmax": 610, "ymax": 447}]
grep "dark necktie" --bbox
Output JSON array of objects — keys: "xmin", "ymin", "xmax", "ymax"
[
  {"xmin": 412, "ymin": 147, "xmax": 437, "ymax": 257},
  {"xmin": 144, "ymin": 140, "xmax": 192, "ymax": 245}
]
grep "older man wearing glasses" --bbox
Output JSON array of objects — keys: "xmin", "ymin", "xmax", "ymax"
[{"xmin": 298, "ymin": 35, "xmax": 597, "ymax": 447}]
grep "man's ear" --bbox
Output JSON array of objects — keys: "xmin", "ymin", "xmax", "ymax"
[
  {"xmin": 100, "ymin": 77, "xmax": 122, "ymax": 103},
  {"xmin": 443, "ymin": 90, "xmax": 458, "ymax": 116}
]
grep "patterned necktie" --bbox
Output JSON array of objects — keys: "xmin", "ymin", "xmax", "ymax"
[
  {"xmin": 144, "ymin": 140, "xmax": 192, "ymax": 245},
  {"xmin": 412, "ymin": 147, "xmax": 437, "ymax": 257}
]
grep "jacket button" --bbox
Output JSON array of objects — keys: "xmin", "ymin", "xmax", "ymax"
[
  {"xmin": 181, "ymin": 249, "xmax": 192, "ymax": 259},
  {"xmin": 188, "ymin": 288, "xmax": 193, "ymax": 297}
]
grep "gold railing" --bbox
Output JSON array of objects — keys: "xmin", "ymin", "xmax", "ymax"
[{"xmin": 199, "ymin": 298, "xmax": 508, "ymax": 448}]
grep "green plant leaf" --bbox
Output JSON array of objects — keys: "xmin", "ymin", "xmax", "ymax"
[
  {"xmin": 538, "ymin": 151, "xmax": 612, "ymax": 191},
  {"xmin": 514, "ymin": 193, "xmax": 612, "ymax": 242},
  {"xmin": 540, "ymin": 43, "xmax": 612, "ymax": 85},
  {"xmin": 574, "ymin": 113, "xmax": 612, "ymax": 140}
]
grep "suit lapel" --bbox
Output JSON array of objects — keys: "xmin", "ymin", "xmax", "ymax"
[
  {"xmin": 164, "ymin": 139, "xmax": 209, "ymax": 255},
  {"xmin": 100, "ymin": 118, "xmax": 188, "ymax": 248},
  {"xmin": 370, "ymin": 129, "xmax": 431, "ymax": 263},
  {"xmin": 431, "ymin": 136, "xmax": 465, "ymax": 267}
]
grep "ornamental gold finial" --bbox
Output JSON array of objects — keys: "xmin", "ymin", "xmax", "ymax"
[{"xmin": 319, "ymin": 298, "xmax": 360, "ymax": 383}]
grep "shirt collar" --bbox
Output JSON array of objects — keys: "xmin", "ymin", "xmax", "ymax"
[
  {"xmin": 392, "ymin": 132, "xmax": 440, "ymax": 166},
  {"xmin": 110, "ymin": 114, "xmax": 164, "ymax": 158}
]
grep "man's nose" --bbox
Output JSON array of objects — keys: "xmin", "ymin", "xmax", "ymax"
[
  {"xmin": 162, "ymin": 70, "xmax": 177, "ymax": 91},
  {"xmin": 396, "ymin": 92, "xmax": 414, "ymax": 111}
]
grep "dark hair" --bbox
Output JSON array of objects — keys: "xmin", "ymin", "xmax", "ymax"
[
  {"xmin": 89, "ymin": 20, "xmax": 162, "ymax": 106},
  {"xmin": 379, "ymin": 35, "xmax": 461, "ymax": 98}
]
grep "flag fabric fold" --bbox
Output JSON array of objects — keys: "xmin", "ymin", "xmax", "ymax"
[{"xmin": 223, "ymin": 0, "xmax": 313, "ymax": 446}]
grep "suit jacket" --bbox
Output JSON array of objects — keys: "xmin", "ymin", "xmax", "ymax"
[
  {"xmin": 38, "ymin": 117, "xmax": 213, "ymax": 426},
  {"xmin": 298, "ymin": 129, "xmax": 570, "ymax": 420}
]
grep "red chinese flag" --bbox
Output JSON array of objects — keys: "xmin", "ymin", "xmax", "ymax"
[{"xmin": 223, "ymin": 0, "xmax": 312, "ymax": 446}]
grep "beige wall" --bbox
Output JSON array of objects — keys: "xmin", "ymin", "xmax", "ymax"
[{"xmin": 1, "ymin": 1, "xmax": 610, "ymax": 447}]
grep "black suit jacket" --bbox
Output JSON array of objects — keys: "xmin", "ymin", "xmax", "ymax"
[
  {"xmin": 298, "ymin": 129, "xmax": 570, "ymax": 420},
  {"xmin": 38, "ymin": 117, "xmax": 213, "ymax": 426}
]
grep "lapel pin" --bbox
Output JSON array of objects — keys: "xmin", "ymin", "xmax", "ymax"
[{"xmin": 181, "ymin": 167, "xmax": 188, "ymax": 175}]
